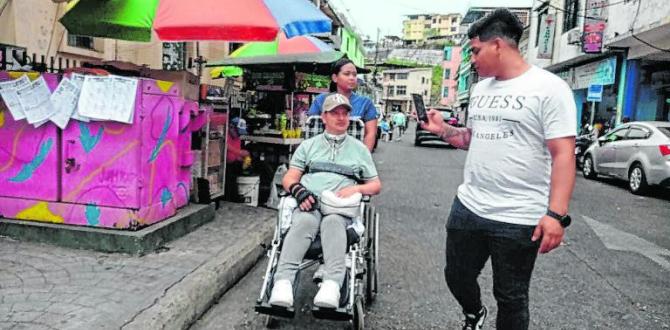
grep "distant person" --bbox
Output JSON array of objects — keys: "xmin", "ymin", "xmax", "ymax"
[
  {"xmin": 308, "ymin": 59, "xmax": 378, "ymax": 151},
  {"xmin": 379, "ymin": 117, "xmax": 391, "ymax": 142},
  {"xmin": 420, "ymin": 9, "xmax": 576, "ymax": 330}
]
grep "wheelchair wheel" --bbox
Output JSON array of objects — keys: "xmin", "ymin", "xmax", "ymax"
[
  {"xmin": 348, "ymin": 298, "xmax": 365, "ymax": 330},
  {"xmin": 265, "ymin": 315, "xmax": 279, "ymax": 328},
  {"xmin": 365, "ymin": 212, "xmax": 379, "ymax": 303}
]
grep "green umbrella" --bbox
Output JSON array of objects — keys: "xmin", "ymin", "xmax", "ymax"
[{"xmin": 60, "ymin": 0, "xmax": 160, "ymax": 42}]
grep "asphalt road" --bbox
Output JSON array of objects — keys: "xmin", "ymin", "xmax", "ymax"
[{"xmin": 192, "ymin": 125, "xmax": 670, "ymax": 330}]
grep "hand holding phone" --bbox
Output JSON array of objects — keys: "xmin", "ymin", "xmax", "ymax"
[{"xmin": 412, "ymin": 93, "xmax": 428, "ymax": 123}]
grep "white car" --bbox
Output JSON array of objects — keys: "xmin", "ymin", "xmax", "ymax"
[{"xmin": 582, "ymin": 121, "xmax": 670, "ymax": 194}]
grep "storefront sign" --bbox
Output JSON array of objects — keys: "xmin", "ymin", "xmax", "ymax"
[
  {"xmin": 537, "ymin": 14, "xmax": 556, "ymax": 59},
  {"xmin": 572, "ymin": 57, "xmax": 616, "ymax": 90},
  {"xmin": 556, "ymin": 69, "xmax": 574, "ymax": 85},
  {"xmin": 246, "ymin": 71, "xmax": 286, "ymax": 91},
  {"xmin": 295, "ymin": 73, "xmax": 330, "ymax": 93},
  {"xmin": 582, "ymin": 0, "xmax": 607, "ymax": 53}
]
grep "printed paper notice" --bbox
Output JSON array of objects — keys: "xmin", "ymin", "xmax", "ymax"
[
  {"xmin": 77, "ymin": 75, "xmax": 137, "ymax": 124},
  {"xmin": 16, "ymin": 76, "xmax": 56, "ymax": 127},
  {"xmin": 67, "ymin": 73, "xmax": 89, "ymax": 122},
  {"xmin": 50, "ymin": 78, "xmax": 80, "ymax": 129},
  {"xmin": 0, "ymin": 75, "xmax": 30, "ymax": 120}
]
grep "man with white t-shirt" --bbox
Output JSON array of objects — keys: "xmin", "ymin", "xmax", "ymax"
[{"xmin": 420, "ymin": 9, "xmax": 576, "ymax": 330}]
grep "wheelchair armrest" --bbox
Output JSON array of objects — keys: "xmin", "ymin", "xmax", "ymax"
[
  {"xmin": 279, "ymin": 190, "xmax": 289, "ymax": 197},
  {"xmin": 362, "ymin": 195, "xmax": 371, "ymax": 202}
]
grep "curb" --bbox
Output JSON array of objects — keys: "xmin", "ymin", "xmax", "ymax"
[{"xmin": 121, "ymin": 215, "xmax": 274, "ymax": 330}]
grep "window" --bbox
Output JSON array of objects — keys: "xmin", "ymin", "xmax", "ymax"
[
  {"xmin": 444, "ymin": 47, "xmax": 452, "ymax": 60},
  {"xmin": 387, "ymin": 86, "xmax": 395, "ymax": 96},
  {"xmin": 423, "ymin": 90, "xmax": 428, "ymax": 96},
  {"xmin": 627, "ymin": 127, "xmax": 649, "ymax": 140},
  {"xmin": 67, "ymin": 34, "xmax": 94, "ymax": 50},
  {"xmin": 659, "ymin": 127, "xmax": 670, "ymax": 138},
  {"xmin": 388, "ymin": 73, "xmax": 396, "ymax": 80},
  {"xmin": 421, "ymin": 77, "xmax": 425, "ymax": 84},
  {"xmin": 452, "ymin": 17, "xmax": 458, "ymax": 24},
  {"xmin": 451, "ymin": 26, "xmax": 457, "ymax": 32},
  {"xmin": 563, "ymin": 0, "xmax": 579, "ymax": 32},
  {"xmin": 425, "ymin": 24, "xmax": 431, "ymax": 29},
  {"xmin": 397, "ymin": 73, "xmax": 408, "ymax": 79},
  {"xmin": 442, "ymin": 87, "xmax": 449, "ymax": 98},
  {"xmin": 444, "ymin": 68, "xmax": 451, "ymax": 79},
  {"xmin": 606, "ymin": 128, "xmax": 629, "ymax": 142},
  {"xmin": 397, "ymin": 86, "xmax": 407, "ymax": 95}
]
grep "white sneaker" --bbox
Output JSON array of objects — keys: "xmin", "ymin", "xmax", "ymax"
[
  {"xmin": 313, "ymin": 280, "xmax": 340, "ymax": 308},
  {"xmin": 268, "ymin": 279, "xmax": 293, "ymax": 307}
]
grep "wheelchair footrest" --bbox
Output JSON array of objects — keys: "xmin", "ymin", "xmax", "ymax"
[
  {"xmin": 312, "ymin": 305, "xmax": 352, "ymax": 321},
  {"xmin": 255, "ymin": 300, "xmax": 296, "ymax": 319}
]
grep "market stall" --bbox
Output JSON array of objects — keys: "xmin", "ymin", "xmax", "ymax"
[{"xmin": 207, "ymin": 51, "xmax": 368, "ymax": 206}]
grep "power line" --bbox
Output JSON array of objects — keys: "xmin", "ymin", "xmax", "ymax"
[{"xmin": 631, "ymin": 34, "xmax": 670, "ymax": 53}]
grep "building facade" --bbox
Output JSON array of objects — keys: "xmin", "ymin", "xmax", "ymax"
[
  {"xmin": 402, "ymin": 14, "xmax": 462, "ymax": 45},
  {"xmin": 525, "ymin": 0, "xmax": 670, "ymax": 131},
  {"xmin": 381, "ymin": 68, "xmax": 432, "ymax": 114},
  {"xmin": 440, "ymin": 46, "xmax": 462, "ymax": 106}
]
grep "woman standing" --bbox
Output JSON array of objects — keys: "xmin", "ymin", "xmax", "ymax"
[{"xmin": 308, "ymin": 59, "xmax": 378, "ymax": 151}]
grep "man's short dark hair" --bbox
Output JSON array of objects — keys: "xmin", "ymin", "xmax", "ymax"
[{"xmin": 467, "ymin": 8, "xmax": 524, "ymax": 46}]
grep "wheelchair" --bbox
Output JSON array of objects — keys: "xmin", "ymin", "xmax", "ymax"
[{"xmin": 255, "ymin": 117, "xmax": 380, "ymax": 329}]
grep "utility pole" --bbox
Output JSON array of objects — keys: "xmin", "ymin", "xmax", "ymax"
[{"xmin": 372, "ymin": 27, "xmax": 381, "ymax": 86}]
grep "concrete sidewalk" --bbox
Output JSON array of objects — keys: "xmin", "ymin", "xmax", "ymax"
[{"xmin": 0, "ymin": 202, "xmax": 275, "ymax": 330}]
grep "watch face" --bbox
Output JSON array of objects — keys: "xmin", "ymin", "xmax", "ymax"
[{"xmin": 562, "ymin": 215, "xmax": 572, "ymax": 227}]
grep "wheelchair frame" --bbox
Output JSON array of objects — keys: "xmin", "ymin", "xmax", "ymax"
[
  {"xmin": 254, "ymin": 117, "xmax": 380, "ymax": 329},
  {"xmin": 255, "ymin": 198, "xmax": 379, "ymax": 329}
]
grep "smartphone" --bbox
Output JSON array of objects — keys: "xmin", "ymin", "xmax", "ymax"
[{"xmin": 412, "ymin": 93, "xmax": 428, "ymax": 123}]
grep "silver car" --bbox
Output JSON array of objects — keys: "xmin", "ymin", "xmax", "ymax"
[{"xmin": 582, "ymin": 121, "xmax": 670, "ymax": 194}]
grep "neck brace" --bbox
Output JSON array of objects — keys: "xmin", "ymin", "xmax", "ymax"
[{"xmin": 324, "ymin": 132, "xmax": 347, "ymax": 143}]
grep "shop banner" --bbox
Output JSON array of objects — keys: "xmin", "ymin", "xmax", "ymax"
[
  {"xmin": 295, "ymin": 73, "xmax": 330, "ymax": 93},
  {"xmin": 246, "ymin": 71, "xmax": 286, "ymax": 91},
  {"xmin": 582, "ymin": 0, "xmax": 607, "ymax": 53},
  {"xmin": 572, "ymin": 57, "xmax": 616, "ymax": 90},
  {"xmin": 537, "ymin": 14, "xmax": 556, "ymax": 59}
]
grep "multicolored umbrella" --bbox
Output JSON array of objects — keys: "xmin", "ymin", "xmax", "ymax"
[
  {"xmin": 59, "ymin": 0, "xmax": 332, "ymax": 42},
  {"xmin": 210, "ymin": 33, "xmax": 334, "ymax": 78}
]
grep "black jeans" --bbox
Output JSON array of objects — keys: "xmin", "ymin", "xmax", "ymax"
[{"xmin": 445, "ymin": 197, "xmax": 540, "ymax": 330}]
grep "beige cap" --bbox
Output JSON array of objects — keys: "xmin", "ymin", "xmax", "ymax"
[{"xmin": 322, "ymin": 93, "xmax": 352, "ymax": 112}]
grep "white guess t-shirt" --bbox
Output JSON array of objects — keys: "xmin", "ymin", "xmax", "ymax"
[{"xmin": 457, "ymin": 66, "xmax": 577, "ymax": 226}]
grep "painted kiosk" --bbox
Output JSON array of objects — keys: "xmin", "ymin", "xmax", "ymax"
[{"xmin": 0, "ymin": 70, "xmax": 201, "ymax": 230}]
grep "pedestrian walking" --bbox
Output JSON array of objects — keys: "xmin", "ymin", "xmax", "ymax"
[
  {"xmin": 392, "ymin": 111, "xmax": 405, "ymax": 141},
  {"xmin": 419, "ymin": 9, "xmax": 577, "ymax": 330},
  {"xmin": 308, "ymin": 59, "xmax": 378, "ymax": 151}
]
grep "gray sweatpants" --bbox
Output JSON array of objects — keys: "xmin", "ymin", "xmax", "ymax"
[{"xmin": 274, "ymin": 209, "xmax": 350, "ymax": 286}]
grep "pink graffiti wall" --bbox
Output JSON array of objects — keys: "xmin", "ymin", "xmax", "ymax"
[{"xmin": 0, "ymin": 72, "xmax": 195, "ymax": 229}]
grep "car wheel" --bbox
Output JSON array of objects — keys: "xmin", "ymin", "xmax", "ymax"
[
  {"xmin": 582, "ymin": 155, "xmax": 596, "ymax": 179},
  {"xmin": 414, "ymin": 138, "xmax": 421, "ymax": 147},
  {"xmin": 629, "ymin": 164, "xmax": 649, "ymax": 195}
]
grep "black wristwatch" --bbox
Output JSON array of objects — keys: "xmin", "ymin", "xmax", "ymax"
[{"xmin": 546, "ymin": 209, "xmax": 571, "ymax": 228}]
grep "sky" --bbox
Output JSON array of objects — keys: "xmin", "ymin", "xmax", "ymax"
[{"xmin": 331, "ymin": 0, "xmax": 535, "ymax": 39}]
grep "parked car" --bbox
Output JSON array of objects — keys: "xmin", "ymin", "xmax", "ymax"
[
  {"xmin": 582, "ymin": 121, "xmax": 670, "ymax": 194},
  {"xmin": 415, "ymin": 109, "xmax": 457, "ymax": 147}
]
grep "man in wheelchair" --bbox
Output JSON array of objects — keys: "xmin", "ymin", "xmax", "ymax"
[{"xmin": 268, "ymin": 93, "xmax": 381, "ymax": 309}]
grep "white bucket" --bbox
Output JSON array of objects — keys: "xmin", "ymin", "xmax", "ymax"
[{"xmin": 237, "ymin": 176, "xmax": 260, "ymax": 207}]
